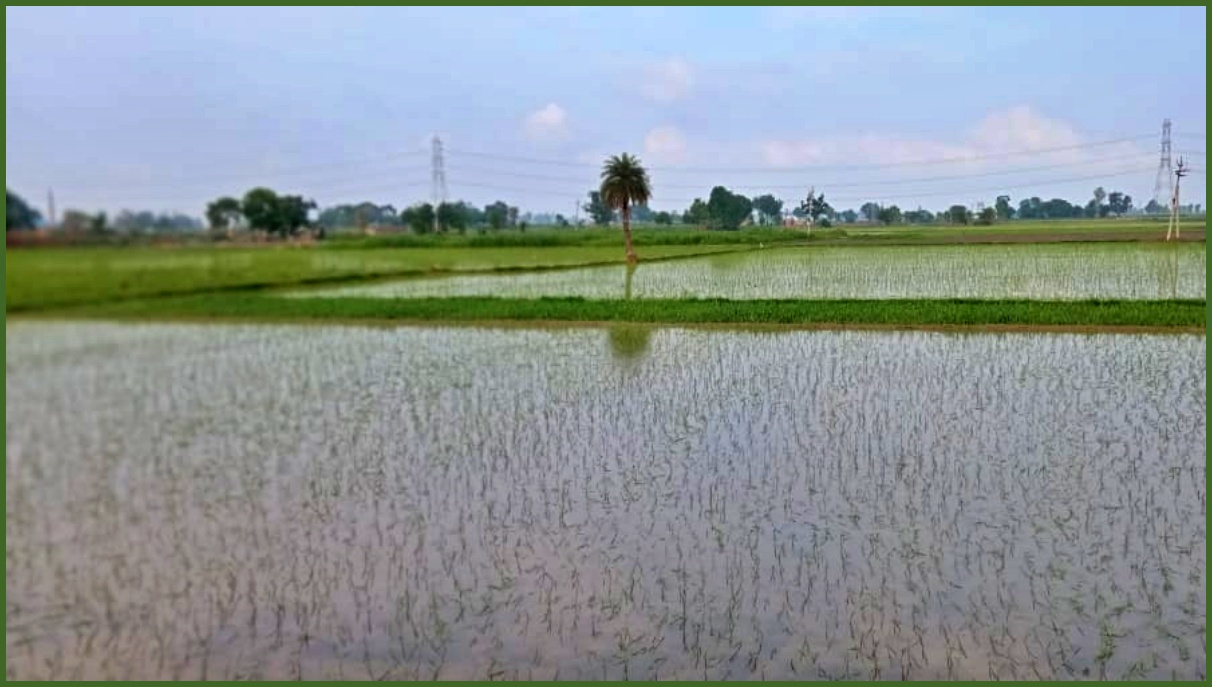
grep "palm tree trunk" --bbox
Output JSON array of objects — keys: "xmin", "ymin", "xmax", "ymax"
[{"xmin": 622, "ymin": 203, "xmax": 637, "ymax": 264}]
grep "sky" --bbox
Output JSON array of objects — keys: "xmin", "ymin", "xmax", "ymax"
[{"xmin": 5, "ymin": 6, "xmax": 1207, "ymax": 218}]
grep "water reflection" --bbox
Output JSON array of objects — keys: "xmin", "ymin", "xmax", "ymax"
[
  {"xmin": 5, "ymin": 322, "xmax": 1206, "ymax": 680},
  {"xmin": 606, "ymin": 324, "xmax": 652, "ymax": 363},
  {"xmin": 623, "ymin": 263, "xmax": 636, "ymax": 301}
]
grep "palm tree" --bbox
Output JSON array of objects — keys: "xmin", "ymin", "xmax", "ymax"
[{"xmin": 600, "ymin": 153, "xmax": 652, "ymax": 264}]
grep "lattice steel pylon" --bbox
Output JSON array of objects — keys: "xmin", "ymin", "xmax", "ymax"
[
  {"xmin": 431, "ymin": 135, "xmax": 448, "ymax": 233},
  {"xmin": 1152, "ymin": 119, "xmax": 1173, "ymax": 213}
]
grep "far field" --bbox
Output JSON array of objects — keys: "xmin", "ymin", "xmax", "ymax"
[
  {"xmin": 4, "ymin": 243, "xmax": 744, "ymax": 311},
  {"xmin": 5, "ymin": 218, "xmax": 1207, "ymax": 330},
  {"xmin": 293, "ymin": 243, "xmax": 1206, "ymax": 302}
]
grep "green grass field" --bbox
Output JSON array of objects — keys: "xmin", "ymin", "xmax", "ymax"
[
  {"xmin": 5, "ymin": 244, "xmax": 743, "ymax": 311},
  {"xmin": 324, "ymin": 227, "xmax": 819, "ymax": 249},
  {"xmin": 6, "ymin": 218, "xmax": 1205, "ymax": 329},
  {"xmin": 321, "ymin": 218, "xmax": 1204, "ymax": 248},
  {"xmin": 55, "ymin": 294, "xmax": 1207, "ymax": 331}
]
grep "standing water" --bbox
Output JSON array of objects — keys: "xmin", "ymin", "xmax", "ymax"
[{"xmin": 5, "ymin": 322, "xmax": 1206, "ymax": 680}]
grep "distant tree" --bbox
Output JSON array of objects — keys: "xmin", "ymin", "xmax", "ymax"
[
  {"xmin": 439, "ymin": 201, "xmax": 482, "ymax": 230},
  {"xmin": 60, "ymin": 209, "xmax": 92, "ymax": 233},
  {"xmin": 506, "ymin": 205, "xmax": 520, "ymax": 228},
  {"xmin": 599, "ymin": 153, "xmax": 652, "ymax": 263},
  {"xmin": 206, "ymin": 196, "xmax": 244, "ymax": 230},
  {"xmin": 631, "ymin": 203, "xmax": 654, "ymax": 223},
  {"xmin": 859, "ymin": 202, "xmax": 881, "ymax": 222},
  {"xmin": 583, "ymin": 190, "xmax": 615, "ymax": 226},
  {"xmin": 401, "ymin": 203, "xmax": 436, "ymax": 234},
  {"xmin": 1145, "ymin": 198, "xmax": 1164, "ymax": 214},
  {"xmin": 947, "ymin": 204, "xmax": 970, "ymax": 225},
  {"xmin": 683, "ymin": 198, "xmax": 709, "ymax": 226},
  {"xmin": 904, "ymin": 208, "xmax": 935, "ymax": 224},
  {"xmin": 6, "ymin": 189, "xmax": 41, "ymax": 231},
  {"xmin": 316, "ymin": 202, "xmax": 402, "ymax": 230},
  {"xmin": 877, "ymin": 205, "xmax": 902, "ymax": 225},
  {"xmin": 116, "ymin": 209, "xmax": 199, "ymax": 234},
  {"xmin": 975, "ymin": 207, "xmax": 997, "ymax": 225},
  {"xmin": 705, "ymin": 186, "xmax": 752, "ymax": 231},
  {"xmin": 484, "ymin": 201, "xmax": 510, "ymax": 230},
  {"xmin": 1042, "ymin": 198, "xmax": 1074, "ymax": 219},
  {"xmin": 274, "ymin": 195, "xmax": 316, "ymax": 236},
  {"xmin": 838, "ymin": 209, "xmax": 858, "ymax": 224},
  {"xmin": 555, "ymin": 213, "xmax": 570, "ymax": 228},
  {"xmin": 796, "ymin": 190, "xmax": 833, "ymax": 226},
  {"xmin": 1092, "ymin": 187, "xmax": 1108, "ymax": 218},
  {"xmin": 437, "ymin": 202, "xmax": 467, "ymax": 233},
  {"xmin": 89, "ymin": 211, "xmax": 109, "ymax": 235},
  {"xmin": 241, "ymin": 188, "xmax": 282, "ymax": 234},
  {"xmin": 1107, "ymin": 191, "xmax": 1133, "ymax": 216},
  {"xmin": 1017, "ymin": 196, "xmax": 1043, "ymax": 220},
  {"xmin": 812, "ymin": 194, "xmax": 834, "ymax": 224},
  {"xmin": 751, "ymin": 194, "xmax": 784, "ymax": 226},
  {"xmin": 653, "ymin": 211, "xmax": 674, "ymax": 225},
  {"xmin": 995, "ymin": 195, "xmax": 1015, "ymax": 220}
]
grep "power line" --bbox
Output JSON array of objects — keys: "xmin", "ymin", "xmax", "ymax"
[
  {"xmin": 451, "ymin": 167, "xmax": 1156, "ymax": 206},
  {"xmin": 450, "ymin": 153, "xmax": 1152, "ymax": 192},
  {"xmin": 45, "ymin": 149, "xmax": 430, "ymax": 192},
  {"xmin": 446, "ymin": 135, "xmax": 1155, "ymax": 174},
  {"xmin": 70, "ymin": 178, "xmax": 432, "ymax": 208}
]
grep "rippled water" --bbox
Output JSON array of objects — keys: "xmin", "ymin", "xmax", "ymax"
[
  {"xmin": 6, "ymin": 322, "xmax": 1206, "ymax": 680},
  {"xmin": 286, "ymin": 243, "xmax": 1207, "ymax": 301}
]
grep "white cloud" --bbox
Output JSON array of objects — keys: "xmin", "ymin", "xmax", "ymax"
[
  {"xmin": 643, "ymin": 126, "xmax": 688, "ymax": 164},
  {"xmin": 759, "ymin": 134, "xmax": 969, "ymax": 168},
  {"xmin": 758, "ymin": 106, "xmax": 1127, "ymax": 169},
  {"xmin": 640, "ymin": 58, "xmax": 694, "ymax": 104},
  {"xmin": 966, "ymin": 105, "xmax": 1082, "ymax": 154},
  {"xmin": 522, "ymin": 103, "xmax": 569, "ymax": 141}
]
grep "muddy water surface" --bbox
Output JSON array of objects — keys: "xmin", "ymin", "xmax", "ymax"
[{"xmin": 5, "ymin": 322, "xmax": 1206, "ymax": 680}]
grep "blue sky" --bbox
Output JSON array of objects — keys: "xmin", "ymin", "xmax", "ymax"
[{"xmin": 6, "ymin": 6, "xmax": 1206, "ymax": 217}]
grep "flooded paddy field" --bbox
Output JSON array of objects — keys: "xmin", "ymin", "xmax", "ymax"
[
  {"xmin": 289, "ymin": 243, "xmax": 1207, "ymax": 301},
  {"xmin": 5, "ymin": 321, "xmax": 1206, "ymax": 680}
]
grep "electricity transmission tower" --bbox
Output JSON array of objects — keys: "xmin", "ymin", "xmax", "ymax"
[
  {"xmin": 1166, "ymin": 157, "xmax": 1189, "ymax": 241},
  {"xmin": 46, "ymin": 188, "xmax": 56, "ymax": 228},
  {"xmin": 1152, "ymin": 119, "xmax": 1173, "ymax": 213},
  {"xmin": 431, "ymin": 135, "xmax": 447, "ymax": 233}
]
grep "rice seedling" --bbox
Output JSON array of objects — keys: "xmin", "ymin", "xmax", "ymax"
[{"xmin": 4, "ymin": 321, "xmax": 1204, "ymax": 679}]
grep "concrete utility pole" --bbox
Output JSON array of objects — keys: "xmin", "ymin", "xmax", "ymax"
[{"xmin": 1166, "ymin": 157, "xmax": 1189, "ymax": 241}]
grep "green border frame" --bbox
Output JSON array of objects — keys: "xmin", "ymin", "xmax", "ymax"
[{"xmin": 4, "ymin": 4, "xmax": 1208, "ymax": 686}]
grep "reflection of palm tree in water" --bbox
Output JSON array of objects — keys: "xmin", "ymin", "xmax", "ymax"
[
  {"xmin": 1167, "ymin": 246, "xmax": 1178, "ymax": 299},
  {"xmin": 608, "ymin": 325, "xmax": 652, "ymax": 362},
  {"xmin": 1156, "ymin": 245, "xmax": 1180, "ymax": 299},
  {"xmin": 623, "ymin": 263, "xmax": 637, "ymax": 300},
  {"xmin": 611, "ymin": 265, "xmax": 652, "ymax": 363}
]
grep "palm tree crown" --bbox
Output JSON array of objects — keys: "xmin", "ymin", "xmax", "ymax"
[{"xmin": 600, "ymin": 154, "xmax": 652, "ymax": 211}]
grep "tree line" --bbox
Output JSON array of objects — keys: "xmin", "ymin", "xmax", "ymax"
[
  {"xmin": 7, "ymin": 189, "xmax": 201, "ymax": 234},
  {"xmin": 7, "ymin": 182, "xmax": 1200, "ymax": 235}
]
